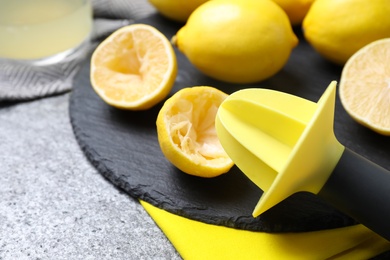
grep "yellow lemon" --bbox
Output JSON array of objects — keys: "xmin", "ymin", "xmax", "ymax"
[
  {"xmin": 172, "ymin": 0, "xmax": 298, "ymax": 84},
  {"xmin": 303, "ymin": 0, "xmax": 390, "ymax": 65},
  {"xmin": 339, "ymin": 38, "xmax": 390, "ymax": 136},
  {"xmin": 90, "ymin": 24, "xmax": 177, "ymax": 110},
  {"xmin": 156, "ymin": 86, "xmax": 234, "ymax": 178},
  {"xmin": 148, "ymin": 0, "xmax": 209, "ymax": 23},
  {"xmin": 272, "ymin": 0, "xmax": 315, "ymax": 26}
]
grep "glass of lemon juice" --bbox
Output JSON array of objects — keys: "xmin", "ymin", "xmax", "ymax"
[{"xmin": 0, "ymin": 0, "xmax": 92, "ymax": 65}]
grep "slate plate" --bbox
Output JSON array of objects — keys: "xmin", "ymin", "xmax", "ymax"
[{"xmin": 69, "ymin": 13, "xmax": 390, "ymax": 233}]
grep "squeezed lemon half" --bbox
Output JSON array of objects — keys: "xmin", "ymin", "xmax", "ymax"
[
  {"xmin": 90, "ymin": 24, "xmax": 177, "ymax": 110},
  {"xmin": 156, "ymin": 86, "xmax": 234, "ymax": 177}
]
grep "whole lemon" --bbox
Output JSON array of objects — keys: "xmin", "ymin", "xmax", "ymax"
[
  {"xmin": 272, "ymin": 0, "xmax": 315, "ymax": 26},
  {"xmin": 303, "ymin": 0, "xmax": 390, "ymax": 65},
  {"xmin": 172, "ymin": 0, "xmax": 298, "ymax": 84},
  {"xmin": 148, "ymin": 0, "xmax": 209, "ymax": 23}
]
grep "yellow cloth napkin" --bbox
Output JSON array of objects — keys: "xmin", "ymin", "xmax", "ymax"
[{"xmin": 141, "ymin": 200, "xmax": 390, "ymax": 259}]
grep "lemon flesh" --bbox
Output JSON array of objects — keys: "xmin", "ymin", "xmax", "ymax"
[{"xmin": 339, "ymin": 38, "xmax": 390, "ymax": 135}]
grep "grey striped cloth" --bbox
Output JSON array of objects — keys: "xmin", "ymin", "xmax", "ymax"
[{"xmin": 0, "ymin": 0, "xmax": 156, "ymax": 102}]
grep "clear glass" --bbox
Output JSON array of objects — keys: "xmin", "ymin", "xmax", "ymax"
[{"xmin": 0, "ymin": 0, "xmax": 92, "ymax": 65}]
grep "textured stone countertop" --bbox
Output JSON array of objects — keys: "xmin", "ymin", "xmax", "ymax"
[{"xmin": 0, "ymin": 93, "xmax": 181, "ymax": 259}]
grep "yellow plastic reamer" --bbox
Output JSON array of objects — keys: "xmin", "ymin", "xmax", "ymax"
[{"xmin": 216, "ymin": 81, "xmax": 390, "ymax": 241}]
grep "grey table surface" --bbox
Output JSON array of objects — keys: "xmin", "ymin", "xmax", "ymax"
[{"xmin": 0, "ymin": 93, "xmax": 181, "ymax": 259}]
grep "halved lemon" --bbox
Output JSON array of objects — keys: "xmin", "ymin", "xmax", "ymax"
[
  {"xmin": 339, "ymin": 38, "xmax": 390, "ymax": 135},
  {"xmin": 90, "ymin": 24, "xmax": 177, "ymax": 110},
  {"xmin": 156, "ymin": 86, "xmax": 234, "ymax": 177}
]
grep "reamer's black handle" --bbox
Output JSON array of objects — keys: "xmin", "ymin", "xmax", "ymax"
[{"xmin": 318, "ymin": 148, "xmax": 390, "ymax": 241}]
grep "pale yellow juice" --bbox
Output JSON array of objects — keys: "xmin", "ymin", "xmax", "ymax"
[{"xmin": 0, "ymin": 0, "xmax": 92, "ymax": 60}]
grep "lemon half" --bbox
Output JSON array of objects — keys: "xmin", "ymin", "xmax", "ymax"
[
  {"xmin": 157, "ymin": 86, "xmax": 234, "ymax": 177},
  {"xmin": 339, "ymin": 38, "xmax": 390, "ymax": 135},
  {"xmin": 90, "ymin": 24, "xmax": 177, "ymax": 110}
]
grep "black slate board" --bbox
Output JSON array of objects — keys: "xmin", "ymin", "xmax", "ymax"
[{"xmin": 69, "ymin": 13, "xmax": 390, "ymax": 233}]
